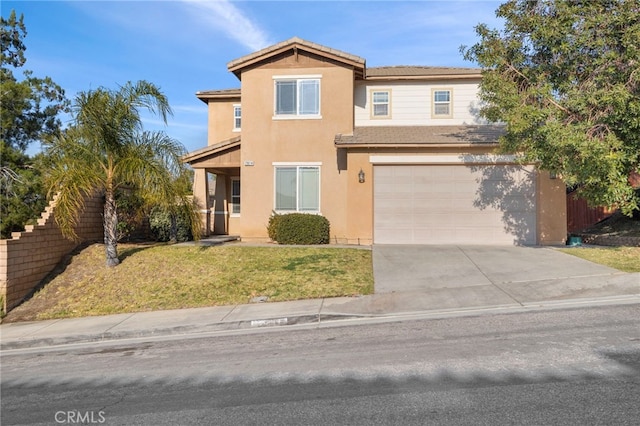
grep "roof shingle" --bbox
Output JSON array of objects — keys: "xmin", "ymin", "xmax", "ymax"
[
  {"xmin": 366, "ymin": 66, "xmax": 481, "ymax": 79},
  {"xmin": 335, "ymin": 125, "xmax": 504, "ymax": 146}
]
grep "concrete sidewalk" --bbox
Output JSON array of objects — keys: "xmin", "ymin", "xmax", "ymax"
[{"xmin": 1, "ymin": 245, "xmax": 639, "ymax": 351}]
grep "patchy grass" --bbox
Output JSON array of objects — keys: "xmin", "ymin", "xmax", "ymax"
[
  {"xmin": 4, "ymin": 243, "xmax": 373, "ymax": 322},
  {"xmin": 560, "ymin": 246, "xmax": 640, "ymax": 273}
]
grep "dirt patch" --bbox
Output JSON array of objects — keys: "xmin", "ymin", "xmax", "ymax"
[
  {"xmin": 580, "ymin": 212, "xmax": 639, "ymax": 236},
  {"xmin": 575, "ymin": 211, "xmax": 640, "ymax": 246}
]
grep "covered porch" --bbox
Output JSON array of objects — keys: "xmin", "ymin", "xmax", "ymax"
[{"xmin": 183, "ymin": 137, "xmax": 241, "ymax": 237}]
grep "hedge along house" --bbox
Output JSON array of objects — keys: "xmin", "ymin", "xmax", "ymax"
[{"xmin": 184, "ymin": 37, "xmax": 567, "ymax": 245}]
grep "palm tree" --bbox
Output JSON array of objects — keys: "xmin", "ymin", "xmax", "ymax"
[{"xmin": 45, "ymin": 80, "xmax": 199, "ymax": 266}]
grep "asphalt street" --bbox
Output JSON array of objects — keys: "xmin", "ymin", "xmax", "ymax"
[{"xmin": 2, "ymin": 304, "xmax": 639, "ymax": 425}]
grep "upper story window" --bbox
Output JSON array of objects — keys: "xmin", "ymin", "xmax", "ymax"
[
  {"xmin": 274, "ymin": 76, "xmax": 321, "ymax": 118},
  {"xmin": 233, "ymin": 105, "xmax": 241, "ymax": 131},
  {"xmin": 371, "ymin": 90, "xmax": 391, "ymax": 118},
  {"xmin": 432, "ymin": 89, "xmax": 452, "ymax": 118}
]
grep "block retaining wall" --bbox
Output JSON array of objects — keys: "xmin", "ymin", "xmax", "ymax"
[{"xmin": 0, "ymin": 194, "xmax": 104, "ymax": 313}]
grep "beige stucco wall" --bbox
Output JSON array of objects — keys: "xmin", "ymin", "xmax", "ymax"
[
  {"xmin": 237, "ymin": 52, "xmax": 355, "ymax": 242},
  {"xmin": 208, "ymin": 98, "xmax": 241, "ymax": 146},
  {"xmin": 343, "ymin": 150, "xmax": 373, "ymax": 245},
  {"xmin": 192, "ymin": 168, "xmax": 211, "ymax": 235},
  {"xmin": 537, "ymin": 170, "xmax": 568, "ymax": 244}
]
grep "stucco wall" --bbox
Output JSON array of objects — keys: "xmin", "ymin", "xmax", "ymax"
[
  {"xmin": 537, "ymin": 171, "xmax": 568, "ymax": 244},
  {"xmin": 238, "ymin": 51, "xmax": 355, "ymax": 242},
  {"xmin": 208, "ymin": 98, "xmax": 241, "ymax": 145},
  {"xmin": 0, "ymin": 193, "xmax": 103, "ymax": 313}
]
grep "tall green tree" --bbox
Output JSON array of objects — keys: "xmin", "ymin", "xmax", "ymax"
[
  {"xmin": 462, "ymin": 0, "xmax": 640, "ymax": 215},
  {"xmin": 0, "ymin": 144, "xmax": 47, "ymax": 237},
  {"xmin": 1, "ymin": 10, "xmax": 69, "ymax": 238},
  {"xmin": 1, "ymin": 10, "xmax": 68, "ymax": 151},
  {"xmin": 46, "ymin": 81, "xmax": 200, "ymax": 267}
]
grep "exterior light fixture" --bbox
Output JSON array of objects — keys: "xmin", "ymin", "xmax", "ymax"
[{"xmin": 358, "ymin": 168, "xmax": 365, "ymax": 183}]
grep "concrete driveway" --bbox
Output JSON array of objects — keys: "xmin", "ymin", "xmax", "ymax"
[{"xmin": 358, "ymin": 245, "xmax": 640, "ymax": 315}]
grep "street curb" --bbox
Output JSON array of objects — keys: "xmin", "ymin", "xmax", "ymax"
[
  {"xmin": 0, "ymin": 313, "xmax": 369, "ymax": 351},
  {"xmin": 2, "ymin": 295, "xmax": 638, "ymax": 352}
]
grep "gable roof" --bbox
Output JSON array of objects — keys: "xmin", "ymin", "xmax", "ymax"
[
  {"xmin": 227, "ymin": 37, "xmax": 366, "ymax": 79},
  {"xmin": 335, "ymin": 125, "xmax": 504, "ymax": 147},
  {"xmin": 182, "ymin": 136, "xmax": 241, "ymax": 164},
  {"xmin": 366, "ymin": 66, "xmax": 482, "ymax": 80}
]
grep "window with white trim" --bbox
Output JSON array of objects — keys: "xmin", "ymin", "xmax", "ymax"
[
  {"xmin": 274, "ymin": 165, "xmax": 320, "ymax": 213},
  {"xmin": 230, "ymin": 177, "xmax": 240, "ymax": 215},
  {"xmin": 432, "ymin": 89, "xmax": 452, "ymax": 117},
  {"xmin": 371, "ymin": 90, "xmax": 390, "ymax": 118},
  {"xmin": 233, "ymin": 105, "xmax": 241, "ymax": 131},
  {"xmin": 274, "ymin": 78, "xmax": 320, "ymax": 117}
]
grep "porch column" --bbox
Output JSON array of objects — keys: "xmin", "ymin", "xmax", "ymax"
[{"xmin": 192, "ymin": 168, "xmax": 211, "ymax": 237}]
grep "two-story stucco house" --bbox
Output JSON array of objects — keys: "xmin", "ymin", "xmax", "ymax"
[{"xmin": 183, "ymin": 37, "xmax": 567, "ymax": 245}]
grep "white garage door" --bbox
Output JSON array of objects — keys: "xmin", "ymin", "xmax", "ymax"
[{"xmin": 374, "ymin": 165, "xmax": 537, "ymax": 245}]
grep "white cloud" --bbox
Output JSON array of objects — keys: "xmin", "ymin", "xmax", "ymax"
[
  {"xmin": 142, "ymin": 117, "xmax": 206, "ymax": 130},
  {"xmin": 183, "ymin": 0, "xmax": 273, "ymax": 51},
  {"xmin": 172, "ymin": 104, "xmax": 210, "ymax": 114}
]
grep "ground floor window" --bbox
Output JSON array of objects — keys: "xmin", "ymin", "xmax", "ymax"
[
  {"xmin": 274, "ymin": 165, "xmax": 320, "ymax": 213},
  {"xmin": 230, "ymin": 177, "xmax": 240, "ymax": 215}
]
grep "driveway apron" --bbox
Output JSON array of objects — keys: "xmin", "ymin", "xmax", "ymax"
[{"xmin": 371, "ymin": 245, "xmax": 636, "ymax": 311}]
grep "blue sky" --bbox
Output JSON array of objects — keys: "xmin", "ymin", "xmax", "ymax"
[{"xmin": 4, "ymin": 0, "xmax": 504, "ymax": 154}]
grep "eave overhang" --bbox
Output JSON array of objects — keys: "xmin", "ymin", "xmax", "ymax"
[{"xmin": 195, "ymin": 88, "xmax": 241, "ymax": 104}]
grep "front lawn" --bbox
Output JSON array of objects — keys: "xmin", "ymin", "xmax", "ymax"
[
  {"xmin": 4, "ymin": 243, "xmax": 373, "ymax": 322},
  {"xmin": 560, "ymin": 246, "xmax": 640, "ymax": 272}
]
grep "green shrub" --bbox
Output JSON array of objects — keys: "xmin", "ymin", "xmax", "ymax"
[
  {"xmin": 116, "ymin": 189, "xmax": 146, "ymax": 242},
  {"xmin": 149, "ymin": 206, "xmax": 193, "ymax": 242},
  {"xmin": 267, "ymin": 212, "xmax": 283, "ymax": 241},
  {"xmin": 268, "ymin": 213, "xmax": 330, "ymax": 245}
]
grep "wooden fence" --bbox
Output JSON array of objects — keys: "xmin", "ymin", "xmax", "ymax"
[{"xmin": 566, "ymin": 193, "xmax": 615, "ymax": 233}]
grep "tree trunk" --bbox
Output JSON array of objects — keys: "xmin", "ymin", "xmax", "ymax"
[{"xmin": 104, "ymin": 189, "xmax": 120, "ymax": 267}]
